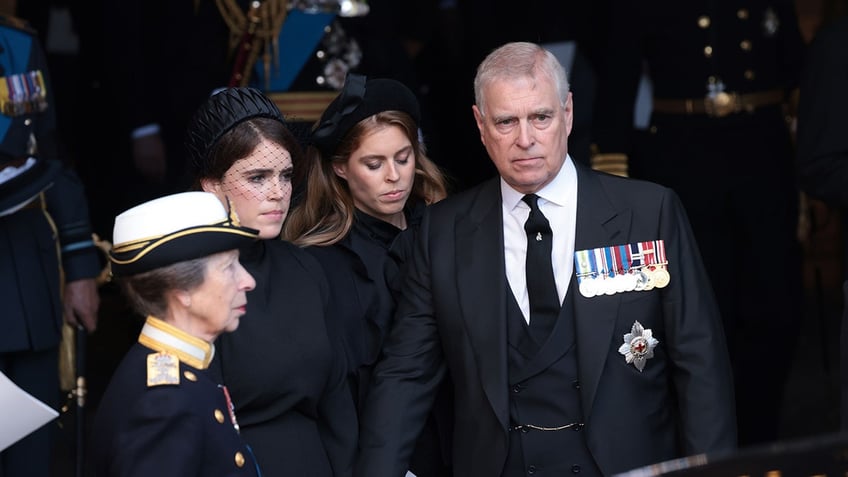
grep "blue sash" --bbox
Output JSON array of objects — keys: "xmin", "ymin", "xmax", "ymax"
[{"xmin": 251, "ymin": 10, "xmax": 335, "ymax": 92}]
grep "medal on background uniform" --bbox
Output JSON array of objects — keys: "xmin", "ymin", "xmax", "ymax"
[{"xmin": 0, "ymin": 70, "xmax": 48, "ymax": 116}]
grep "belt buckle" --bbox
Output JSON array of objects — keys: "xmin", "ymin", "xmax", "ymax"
[{"xmin": 704, "ymin": 91, "xmax": 736, "ymax": 118}]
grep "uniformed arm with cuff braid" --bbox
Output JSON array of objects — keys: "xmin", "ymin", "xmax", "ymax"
[{"xmin": 45, "ymin": 165, "xmax": 102, "ymax": 332}]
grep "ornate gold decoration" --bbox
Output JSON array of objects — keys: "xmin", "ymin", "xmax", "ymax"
[{"xmin": 217, "ymin": 0, "xmax": 289, "ymax": 89}]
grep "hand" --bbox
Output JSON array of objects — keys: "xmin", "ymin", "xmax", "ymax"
[
  {"xmin": 132, "ymin": 133, "xmax": 168, "ymax": 183},
  {"xmin": 64, "ymin": 278, "xmax": 100, "ymax": 333}
]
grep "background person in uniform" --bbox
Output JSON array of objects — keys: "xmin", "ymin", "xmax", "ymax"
[
  {"xmin": 590, "ymin": 0, "xmax": 805, "ymax": 447},
  {"xmin": 103, "ymin": 0, "xmax": 424, "ymax": 215},
  {"xmin": 88, "ymin": 191, "xmax": 260, "ymax": 477},
  {"xmin": 0, "ymin": 12, "xmax": 100, "ymax": 477},
  {"xmin": 186, "ymin": 86, "xmax": 358, "ymax": 477},
  {"xmin": 796, "ymin": 11, "xmax": 848, "ymax": 430},
  {"xmin": 411, "ymin": 0, "xmax": 610, "ymax": 192},
  {"xmin": 282, "ymin": 74, "xmax": 451, "ymax": 477},
  {"xmin": 354, "ymin": 41, "xmax": 736, "ymax": 477}
]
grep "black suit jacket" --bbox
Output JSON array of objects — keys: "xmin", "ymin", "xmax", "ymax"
[{"xmin": 356, "ymin": 160, "xmax": 736, "ymax": 476}]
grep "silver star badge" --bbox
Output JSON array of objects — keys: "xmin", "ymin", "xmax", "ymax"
[{"xmin": 618, "ymin": 321, "xmax": 659, "ymax": 372}]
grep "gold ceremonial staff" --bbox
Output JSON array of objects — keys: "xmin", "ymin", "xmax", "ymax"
[{"xmin": 58, "ymin": 233, "xmax": 111, "ymax": 477}]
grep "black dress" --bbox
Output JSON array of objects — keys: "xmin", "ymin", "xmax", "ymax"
[
  {"xmin": 305, "ymin": 200, "xmax": 453, "ymax": 477},
  {"xmin": 211, "ymin": 239, "xmax": 357, "ymax": 477}
]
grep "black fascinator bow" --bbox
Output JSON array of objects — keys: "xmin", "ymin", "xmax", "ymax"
[
  {"xmin": 309, "ymin": 73, "xmax": 421, "ymax": 159},
  {"xmin": 310, "ymin": 74, "xmax": 367, "ymax": 157}
]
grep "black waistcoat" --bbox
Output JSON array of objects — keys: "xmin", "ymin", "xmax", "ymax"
[{"xmin": 502, "ymin": 283, "xmax": 602, "ymax": 477}]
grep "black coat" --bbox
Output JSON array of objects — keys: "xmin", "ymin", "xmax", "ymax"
[
  {"xmin": 90, "ymin": 340, "xmax": 260, "ymax": 477},
  {"xmin": 210, "ymin": 239, "xmax": 358, "ymax": 477},
  {"xmin": 305, "ymin": 202, "xmax": 453, "ymax": 477}
]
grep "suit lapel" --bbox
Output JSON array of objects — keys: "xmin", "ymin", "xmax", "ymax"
[
  {"xmin": 571, "ymin": 163, "xmax": 632, "ymax": 419},
  {"xmin": 456, "ymin": 179, "xmax": 510, "ymax": 431}
]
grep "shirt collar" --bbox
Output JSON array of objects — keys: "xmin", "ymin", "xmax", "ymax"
[{"xmin": 500, "ymin": 154, "xmax": 576, "ymax": 210}]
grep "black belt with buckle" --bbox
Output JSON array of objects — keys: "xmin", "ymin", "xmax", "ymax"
[{"xmin": 652, "ymin": 89, "xmax": 785, "ymax": 118}]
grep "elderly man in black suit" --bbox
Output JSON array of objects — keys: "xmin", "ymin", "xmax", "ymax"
[{"xmin": 354, "ymin": 41, "xmax": 736, "ymax": 477}]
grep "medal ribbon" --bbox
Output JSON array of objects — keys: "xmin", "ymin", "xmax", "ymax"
[
  {"xmin": 620, "ymin": 245, "xmax": 631, "ymax": 274},
  {"xmin": 613, "ymin": 245, "xmax": 625, "ymax": 275},
  {"xmin": 629, "ymin": 243, "xmax": 642, "ymax": 268},
  {"xmin": 640, "ymin": 241, "xmax": 656, "ymax": 269},
  {"xmin": 574, "ymin": 249, "xmax": 589, "ymax": 279},
  {"xmin": 220, "ymin": 385, "xmax": 240, "ymax": 432},
  {"xmin": 603, "ymin": 246, "xmax": 615, "ymax": 278},
  {"xmin": 655, "ymin": 240, "xmax": 667, "ymax": 266}
]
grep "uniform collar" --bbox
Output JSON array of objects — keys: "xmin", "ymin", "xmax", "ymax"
[{"xmin": 137, "ymin": 316, "xmax": 215, "ymax": 369}]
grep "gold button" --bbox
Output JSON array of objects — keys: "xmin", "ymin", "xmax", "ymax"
[
  {"xmin": 703, "ymin": 45, "xmax": 713, "ymax": 57},
  {"xmin": 707, "ymin": 75, "xmax": 717, "ymax": 84},
  {"xmin": 737, "ymin": 8, "xmax": 749, "ymax": 19},
  {"xmin": 183, "ymin": 371, "xmax": 197, "ymax": 381},
  {"xmin": 214, "ymin": 409, "xmax": 225, "ymax": 424},
  {"xmin": 234, "ymin": 452, "xmax": 245, "ymax": 468},
  {"xmin": 740, "ymin": 39, "xmax": 752, "ymax": 51},
  {"xmin": 744, "ymin": 69, "xmax": 755, "ymax": 80},
  {"xmin": 697, "ymin": 15, "xmax": 710, "ymax": 28},
  {"xmin": 649, "ymin": 126, "xmax": 658, "ymax": 134}
]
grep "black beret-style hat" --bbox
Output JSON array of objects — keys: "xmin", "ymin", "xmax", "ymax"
[
  {"xmin": 109, "ymin": 192, "xmax": 259, "ymax": 277},
  {"xmin": 185, "ymin": 87, "xmax": 285, "ymax": 178},
  {"xmin": 310, "ymin": 74, "xmax": 421, "ymax": 157}
]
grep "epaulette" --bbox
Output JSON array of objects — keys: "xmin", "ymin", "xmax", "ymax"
[
  {"xmin": 0, "ymin": 14, "xmax": 36, "ymax": 34},
  {"xmin": 147, "ymin": 351, "xmax": 181, "ymax": 387}
]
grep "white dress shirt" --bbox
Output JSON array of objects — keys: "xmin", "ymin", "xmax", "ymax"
[{"xmin": 501, "ymin": 156, "xmax": 578, "ymax": 324}]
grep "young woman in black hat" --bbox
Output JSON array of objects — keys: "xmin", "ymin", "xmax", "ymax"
[
  {"xmin": 282, "ymin": 74, "xmax": 451, "ymax": 477},
  {"xmin": 185, "ymin": 87, "xmax": 357, "ymax": 477},
  {"xmin": 89, "ymin": 191, "xmax": 260, "ymax": 476}
]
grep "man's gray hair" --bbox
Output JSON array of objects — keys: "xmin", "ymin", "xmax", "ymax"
[{"xmin": 473, "ymin": 42, "xmax": 570, "ymax": 116}]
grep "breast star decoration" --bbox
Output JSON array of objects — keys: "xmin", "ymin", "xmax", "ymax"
[{"xmin": 618, "ymin": 321, "xmax": 659, "ymax": 372}]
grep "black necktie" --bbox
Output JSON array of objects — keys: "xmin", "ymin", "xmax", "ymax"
[{"xmin": 522, "ymin": 194, "xmax": 559, "ymax": 341}]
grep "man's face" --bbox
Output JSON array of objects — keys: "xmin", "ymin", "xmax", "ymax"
[{"xmin": 473, "ymin": 75, "xmax": 572, "ymax": 194}]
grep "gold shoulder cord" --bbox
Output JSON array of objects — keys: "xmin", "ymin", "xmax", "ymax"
[{"xmin": 216, "ymin": 0, "xmax": 288, "ymax": 89}]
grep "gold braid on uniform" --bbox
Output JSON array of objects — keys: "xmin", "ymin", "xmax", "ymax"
[
  {"xmin": 216, "ymin": 0, "xmax": 288, "ymax": 88},
  {"xmin": 589, "ymin": 143, "xmax": 629, "ymax": 178}
]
